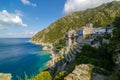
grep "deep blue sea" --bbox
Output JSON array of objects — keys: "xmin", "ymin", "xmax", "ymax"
[{"xmin": 0, "ymin": 38, "xmax": 51, "ymax": 80}]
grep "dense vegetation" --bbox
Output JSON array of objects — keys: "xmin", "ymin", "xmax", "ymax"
[
  {"xmin": 76, "ymin": 44, "xmax": 114, "ymax": 71},
  {"xmin": 109, "ymin": 15, "xmax": 120, "ymax": 56},
  {"xmin": 30, "ymin": 1, "xmax": 120, "ymax": 45},
  {"xmin": 53, "ymin": 37, "xmax": 66, "ymax": 52},
  {"xmin": 108, "ymin": 15, "xmax": 120, "ymax": 80},
  {"xmin": 31, "ymin": 71, "xmax": 52, "ymax": 80}
]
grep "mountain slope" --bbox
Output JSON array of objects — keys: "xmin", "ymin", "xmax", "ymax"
[{"xmin": 30, "ymin": 1, "xmax": 120, "ymax": 44}]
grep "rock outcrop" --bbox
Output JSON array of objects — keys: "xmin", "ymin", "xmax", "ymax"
[
  {"xmin": 65, "ymin": 64, "xmax": 92, "ymax": 80},
  {"xmin": 64, "ymin": 64, "xmax": 109, "ymax": 80},
  {"xmin": 0, "ymin": 73, "xmax": 12, "ymax": 80}
]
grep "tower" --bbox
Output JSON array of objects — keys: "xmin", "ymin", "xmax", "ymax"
[
  {"xmin": 83, "ymin": 23, "xmax": 93, "ymax": 38},
  {"xmin": 66, "ymin": 30, "xmax": 78, "ymax": 46}
]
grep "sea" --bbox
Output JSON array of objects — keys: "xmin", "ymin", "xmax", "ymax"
[{"xmin": 0, "ymin": 38, "xmax": 51, "ymax": 80}]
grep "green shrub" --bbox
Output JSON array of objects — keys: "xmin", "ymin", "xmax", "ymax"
[
  {"xmin": 31, "ymin": 71, "xmax": 52, "ymax": 80},
  {"xmin": 54, "ymin": 71, "xmax": 66, "ymax": 80},
  {"xmin": 110, "ymin": 67, "xmax": 120, "ymax": 80}
]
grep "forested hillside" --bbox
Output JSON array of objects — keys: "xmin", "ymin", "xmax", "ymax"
[{"xmin": 30, "ymin": 1, "xmax": 120, "ymax": 45}]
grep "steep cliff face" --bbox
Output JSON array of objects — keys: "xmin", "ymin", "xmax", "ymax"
[{"xmin": 30, "ymin": 1, "xmax": 120, "ymax": 45}]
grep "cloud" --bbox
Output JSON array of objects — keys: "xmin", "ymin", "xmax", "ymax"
[
  {"xmin": 14, "ymin": 10, "xmax": 23, "ymax": 16},
  {"xmin": 20, "ymin": 31, "xmax": 37, "ymax": 35},
  {"xmin": 21, "ymin": 0, "xmax": 37, "ymax": 7},
  {"xmin": 0, "ymin": 10, "xmax": 27, "ymax": 29},
  {"xmin": 7, "ymin": 31, "xmax": 37, "ymax": 35},
  {"xmin": 6, "ymin": 31, "xmax": 37, "ymax": 37},
  {"xmin": 63, "ymin": 0, "xmax": 119, "ymax": 15}
]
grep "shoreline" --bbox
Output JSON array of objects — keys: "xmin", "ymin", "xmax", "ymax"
[
  {"xmin": 29, "ymin": 39, "xmax": 54, "ymax": 68},
  {"xmin": 29, "ymin": 40, "xmax": 54, "ymax": 54},
  {"xmin": 28, "ymin": 40, "xmax": 57, "ymax": 73},
  {"xmin": 29, "ymin": 40, "xmax": 52, "ymax": 46},
  {"xmin": 0, "ymin": 39, "xmax": 53, "ymax": 80}
]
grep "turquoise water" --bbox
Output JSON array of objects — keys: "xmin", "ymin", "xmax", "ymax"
[{"xmin": 0, "ymin": 38, "xmax": 51, "ymax": 80}]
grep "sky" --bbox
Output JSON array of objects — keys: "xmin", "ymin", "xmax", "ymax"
[{"xmin": 0, "ymin": 0, "xmax": 119, "ymax": 38}]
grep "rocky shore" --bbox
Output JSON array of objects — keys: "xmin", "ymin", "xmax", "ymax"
[{"xmin": 29, "ymin": 40, "xmax": 53, "ymax": 51}]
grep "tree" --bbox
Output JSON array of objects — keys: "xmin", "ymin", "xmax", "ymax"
[
  {"xmin": 113, "ymin": 15, "xmax": 120, "ymax": 28},
  {"xmin": 109, "ymin": 15, "xmax": 120, "ymax": 80},
  {"xmin": 109, "ymin": 15, "xmax": 120, "ymax": 55}
]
